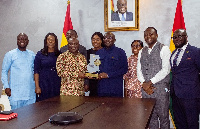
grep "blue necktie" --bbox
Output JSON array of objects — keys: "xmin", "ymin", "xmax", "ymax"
[
  {"xmin": 173, "ymin": 49, "xmax": 182, "ymax": 67},
  {"xmin": 121, "ymin": 14, "xmax": 125, "ymax": 21}
]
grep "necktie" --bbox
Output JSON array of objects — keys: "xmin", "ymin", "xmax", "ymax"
[
  {"xmin": 173, "ymin": 49, "xmax": 182, "ymax": 67},
  {"xmin": 121, "ymin": 14, "xmax": 125, "ymax": 21}
]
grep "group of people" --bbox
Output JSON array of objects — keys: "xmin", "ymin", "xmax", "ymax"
[
  {"xmin": 1, "ymin": 32, "xmax": 62, "ymax": 108},
  {"xmin": 1, "ymin": 27, "xmax": 200, "ymax": 129}
]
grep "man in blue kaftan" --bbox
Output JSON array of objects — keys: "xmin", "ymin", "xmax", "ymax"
[
  {"xmin": 1, "ymin": 33, "xmax": 36, "ymax": 110},
  {"xmin": 96, "ymin": 32, "xmax": 128, "ymax": 97}
]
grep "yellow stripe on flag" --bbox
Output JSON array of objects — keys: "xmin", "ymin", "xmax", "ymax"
[
  {"xmin": 60, "ymin": 33, "xmax": 68, "ymax": 48},
  {"xmin": 169, "ymin": 32, "xmax": 175, "ymax": 52},
  {"xmin": 111, "ymin": 0, "xmax": 114, "ymax": 13}
]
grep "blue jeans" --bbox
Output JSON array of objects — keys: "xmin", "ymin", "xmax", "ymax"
[{"xmin": 10, "ymin": 98, "xmax": 36, "ymax": 110}]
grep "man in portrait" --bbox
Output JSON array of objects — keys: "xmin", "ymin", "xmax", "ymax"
[{"xmin": 111, "ymin": 0, "xmax": 133, "ymax": 21}]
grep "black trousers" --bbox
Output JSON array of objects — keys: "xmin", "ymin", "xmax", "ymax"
[{"xmin": 172, "ymin": 94, "xmax": 199, "ymax": 129}]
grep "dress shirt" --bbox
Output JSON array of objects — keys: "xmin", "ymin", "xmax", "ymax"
[
  {"xmin": 137, "ymin": 42, "xmax": 171, "ymax": 84},
  {"xmin": 171, "ymin": 43, "xmax": 188, "ymax": 66},
  {"xmin": 118, "ymin": 12, "xmax": 126, "ymax": 21},
  {"xmin": 1, "ymin": 48, "xmax": 36, "ymax": 101}
]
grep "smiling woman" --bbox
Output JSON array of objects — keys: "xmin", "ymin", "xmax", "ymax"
[
  {"xmin": 86, "ymin": 32, "xmax": 104, "ymax": 96},
  {"xmin": 123, "ymin": 40, "xmax": 143, "ymax": 98},
  {"xmin": 46, "ymin": 35, "xmax": 56, "ymax": 51},
  {"xmin": 34, "ymin": 33, "xmax": 61, "ymax": 102}
]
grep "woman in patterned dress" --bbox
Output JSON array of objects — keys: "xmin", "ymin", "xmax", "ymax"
[{"xmin": 123, "ymin": 40, "xmax": 143, "ymax": 98}]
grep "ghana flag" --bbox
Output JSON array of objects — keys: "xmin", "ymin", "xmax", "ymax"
[
  {"xmin": 111, "ymin": 0, "xmax": 115, "ymax": 13},
  {"xmin": 60, "ymin": 0, "xmax": 73, "ymax": 48}
]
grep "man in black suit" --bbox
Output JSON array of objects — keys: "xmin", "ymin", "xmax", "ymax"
[
  {"xmin": 60, "ymin": 29, "xmax": 87, "ymax": 58},
  {"xmin": 111, "ymin": 0, "xmax": 133, "ymax": 21},
  {"xmin": 170, "ymin": 29, "xmax": 200, "ymax": 129}
]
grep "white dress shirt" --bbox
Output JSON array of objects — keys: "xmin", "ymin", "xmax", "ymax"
[
  {"xmin": 137, "ymin": 42, "xmax": 171, "ymax": 84},
  {"xmin": 171, "ymin": 43, "xmax": 188, "ymax": 66},
  {"xmin": 118, "ymin": 12, "xmax": 126, "ymax": 21}
]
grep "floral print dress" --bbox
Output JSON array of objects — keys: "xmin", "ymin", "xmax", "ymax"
[{"xmin": 123, "ymin": 55, "xmax": 142, "ymax": 98}]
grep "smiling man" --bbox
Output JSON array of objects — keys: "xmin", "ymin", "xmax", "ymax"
[
  {"xmin": 111, "ymin": 0, "xmax": 133, "ymax": 21},
  {"xmin": 170, "ymin": 29, "xmax": 200, "ymax": 129},
  {"xmin": 1, "ymin": 33, "xmax": 36, "ymax": 110},
  {"xmin": 96, "ymin": 32, "xmax": 128, "ymax": 97},
  {"xmin": 56, "ymin": 38, "xmax": 87, "ymax": 96},
  {"xmin": 137, "ymin": 27, "xmax": 171, "ymax": 128}
]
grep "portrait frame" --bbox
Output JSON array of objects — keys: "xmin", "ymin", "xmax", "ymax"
[{"xmin": 104, "ymin": 0, "xmax": 139, "ymax": 31}]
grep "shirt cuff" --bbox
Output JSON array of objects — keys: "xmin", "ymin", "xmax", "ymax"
[
  {"xmin": 139, "ymin": 78, "xmax": 145, "ymax": 84},
  {"xmin": 3, "ymin": 84, "xmax": 9, "ymax": 89},
  {"xmin": 150, "ymin": 78, "xmax": 156, "ymax": 84}
]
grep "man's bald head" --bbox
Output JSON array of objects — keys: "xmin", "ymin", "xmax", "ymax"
[
  {"xmin": 66, "ymin": 30, "xmax": 78, "ymax": 41},
  {"xmin": 117, "ymin": 0, "xmax": 127, "ymax": 14},
  {"xmin": 173, "ymin": 29, "xmax": 188, "ymax": 48},
  {"xmin": 68, "ymin": 38, "xmax": 79, "ymax": 55},
  {"xmin": 17, "ymin": 33, "xmax": 28, "ymax": 39}
]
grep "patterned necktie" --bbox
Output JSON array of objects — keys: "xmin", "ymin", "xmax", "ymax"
[
  {"xmin": 173, "ymin": 48, "xmax": 182, "ymax": 67},
  {"xmin": 121, "ymin": 14, "xmax": 125, "ymax": 21}
]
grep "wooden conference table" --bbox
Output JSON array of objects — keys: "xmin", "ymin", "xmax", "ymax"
[{"xmin": 0, "ymin": 96, "xmax": 155, "ymax": 129}]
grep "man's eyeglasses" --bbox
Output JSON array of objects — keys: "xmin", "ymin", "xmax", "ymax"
[
  {"xmin": 103, "ymin": 37, "xmax": 113, "ymax": 40},
  {"xmin": 171, "ymin": 35, "xmax": 186, "ymax": 40}
]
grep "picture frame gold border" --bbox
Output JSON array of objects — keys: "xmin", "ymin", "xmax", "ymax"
[{"xmin": 104, "ymin": 0, "xmax": 139, "ymax": 31}]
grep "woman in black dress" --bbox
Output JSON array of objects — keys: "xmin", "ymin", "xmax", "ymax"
[
  {"xmin": 34, "ymin": 33, "xmax": 61, "ymax": 102},
  {"xmin": 87, "ymin": 32, "xmax": 104, "ymax": 96}
]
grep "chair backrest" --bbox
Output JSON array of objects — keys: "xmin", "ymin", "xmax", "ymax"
[{"xmin": 0, "ymin": 94, "xmax": 11, "ymax": 111}]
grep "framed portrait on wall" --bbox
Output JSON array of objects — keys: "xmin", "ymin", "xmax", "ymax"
[{"xmin": 104, "ymin": 0, "xmax": 139, "ymax": 31}]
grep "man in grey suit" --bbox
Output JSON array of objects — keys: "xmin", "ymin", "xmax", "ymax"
[
  {"xmin": 111, "ymin": 0, "xmax": 133, "ymax": 21},
  {"xmin": 137, "ymin": 27, "xmax": 171, "ymax": 128}
]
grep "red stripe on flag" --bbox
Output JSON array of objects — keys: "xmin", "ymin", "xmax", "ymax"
[
  {"xmin": 172, "ymin": 0, "xmax": 186, "ymax": 32},
  {"xmin": 60, "ymin": 1, "xmax": 73, "ymax": 48}
]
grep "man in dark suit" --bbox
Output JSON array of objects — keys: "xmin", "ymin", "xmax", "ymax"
[
  {"xmin": 170, "ymin": 29, "xmax": 200, "ymax": 129},
  {"xmin": 111, "ymin": 0, "xmax": 133, "ymax": 21},
  {"xmin": 60, "ymin": 29, "xmax": 87, "ymax": 58}
]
